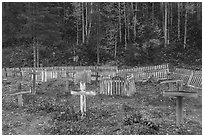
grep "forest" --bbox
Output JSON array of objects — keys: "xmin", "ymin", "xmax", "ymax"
[{"xmin": 2, "ymin": 2, "xmax": 202, "ymax": 69}]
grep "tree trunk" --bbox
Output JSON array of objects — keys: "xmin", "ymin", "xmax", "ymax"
[
  {"xmin": 184, "ymin": 7, "xmax": 188, "ymax": 48},
  {"xmin": 124, "ymin": 2, "xmax": 127, "ymax": 50},
  {"xmin": 160, "ymin": 3, "xmax": 164, "ymax": 37},
  {"xmin": 131, "ymin": 2, "xmax": 135, "ymax": 42},
  {"xmin": 164, "ymin": 2, "xmax": 168, "ymax": 47},
  {"xmin": 76, "ymin": 16, "xmax": 79, "ymax": 46},
  {"xmin": 197, "ymin": 3, "xmax": 201, "ymax": 21},
  {"xmin": 134, "ymin": 3, "xmax": 137, "ymax": 41},
  {"xmin": 33, "ymin": 40, "xmax": 36, "ymax": 68},
  {"xmin": 97, "ymin": 4, "xmax": 100, "ymax": 65},
  {"xmin": 36, "ymin": 42, "xmax": 39, "ymax": 68},
  {"xmin": 114, "ymin": 35, "xmax": 117, "ymax": 59},
  {"xmin": 32, "ymin": 3, "xmax": 36, "ymax": 69},
  {"xmin": 167, "ymin": 3, "xmax": 170, "ymax": 45},
  {"xmin": 118, "ymin": 2, "xmax": 122, "ymax": 43},
  {"xmin": 85, "ymin": 2, "xmax": 88, "ymax": 37},
  {"xmin": 127, "ymin": 3, "xmax": 130, "ymax": 43},
  {"xmin": 178, "ymin": 2, "xmax": 180, "ymax": 40},
  {"xmin": 82, "ymin": 2, "xmax": 85, "ymax": 44},
  {"xmin": 86, "ymin": 2, "xmax": 92, "ymax": 44},
  {"xmin": 32, "ymin": 3, "xmax": 37, "ymax": 94},
  {"xmin": 152, "ymin": 2, "xmax": 154, "ymax": 19},
  {"xmin": 170, "ymin": 2, "xmax": 173, "ymax": 26}
]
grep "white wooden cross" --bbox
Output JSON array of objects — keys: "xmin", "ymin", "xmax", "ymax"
[
  {"xmin": 71, "ymin": 71, "xmax": 96, "ymax": 118},
  {"xmin": 71, "ymin": 82, "xmax": 96, "ymax": 118}
]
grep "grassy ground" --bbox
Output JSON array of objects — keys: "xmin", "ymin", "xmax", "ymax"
[{"xmin": 2, "ymin": 78, "xmax": 202, "ymax": 135}]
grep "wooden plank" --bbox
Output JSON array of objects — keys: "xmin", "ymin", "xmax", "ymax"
[
  {"xmin": 9, "ymin": 90, "xmax": 31, "ymax": 96},
  {"xmin": 163, "ymin": 91, "xmax": 198, "ymax": 98},
  {"xmin": 160, "ymin": 79, "xmax": 182, "ymax": 84},
  {"xmin": 71, "ymin": 90, "xmax": 97, "ymax": 96}
]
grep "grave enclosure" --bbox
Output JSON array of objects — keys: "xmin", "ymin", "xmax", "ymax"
[{"xmin": 3, "ymin": 64, "xmax": 202, "ymax": 123}]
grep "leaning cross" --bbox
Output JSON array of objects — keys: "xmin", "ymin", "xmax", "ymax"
[
  {"xmin": 71, "ymin": 71, "xmax": 96, "ymax": 118},
  {"xmin": 9, "ymin": 82, "xmax": 31, "ymax": 107}
]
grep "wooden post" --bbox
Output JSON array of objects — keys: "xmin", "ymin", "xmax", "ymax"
[
  {"xmin": 32, "ymin": 72, "xmax": 36, "ymax": 94},
  {"xmin": 65, "ymin": 72, "xmax": 69, "ymax": 92},
  {"xmin": 18, "ymin": 83, "xmax": 23, "ymax": 107},
  {"xmin": 41, "ymin": 69, "xmax": 44, "ymax": 82},
  {"xmin": 163, "ymin": 91, "xmax": 198, "ymax": 126},
  {"xmin": 17, "ymin": 94, "xmax": 23, "ymax": 107},
  {"xmin": 176, "ymin": 96, "xmax": 183, "ymax": 126},
  {"xmin": 80, "ymin": 82, "xmax": 86, "ymax": 115},
  {"xmin": 4, "ymin": 68, "xmax": 7, "ymax": 78}
]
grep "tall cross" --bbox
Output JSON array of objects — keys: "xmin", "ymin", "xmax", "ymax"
[{"xmin": 71, "ymin": 82, "xmax": 96, "ymax": 118}]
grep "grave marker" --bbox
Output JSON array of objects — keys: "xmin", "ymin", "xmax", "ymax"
[
  {"xmin": 161, "ymin": 79, "xmax": 198, "ymax": 126},
  {"xmin": 9, "ymin": 83, "xmax": 31, "ymax": 107},
  {"xmin": 71, "ymin": 71, "xmax": 96, "ymax": 118}
]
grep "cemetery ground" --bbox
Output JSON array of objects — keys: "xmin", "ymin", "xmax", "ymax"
[{"xmin": 2, "ymin": 78, "xmax": 202, "ymax": 135}]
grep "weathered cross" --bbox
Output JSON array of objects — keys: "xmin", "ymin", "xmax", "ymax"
[
  {"xmin": 9, "ymin": 82, "xmax": 31, "ymax": 107},
  {"xmin": 71, "ymin": 71, "xmax": 96, "ymax": 118}
]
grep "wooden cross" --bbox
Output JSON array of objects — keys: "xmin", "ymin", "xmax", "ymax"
[
  {"xmin": 71, "ymin": 71, "xmax": 96, "ymax": 118},
  {"xmin": 9, "ymin": 83, "xmax": 31, "ymax": 107},
  {"xmin": 71, "ymin": 82, "xmax": 96, "ymax": 118}
]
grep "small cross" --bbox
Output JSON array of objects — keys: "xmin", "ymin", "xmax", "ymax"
[{"xmin": 71, "ymin": 81, "xmax": 96, "ymax": 118}]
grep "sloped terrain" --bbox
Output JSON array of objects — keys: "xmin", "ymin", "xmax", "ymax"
[{"xmin": 2, "ymin": 78, "xmax": 202, "ymax": 135}]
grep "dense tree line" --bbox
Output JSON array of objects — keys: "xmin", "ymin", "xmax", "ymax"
[{"xmin": 2, "ymin": 2, "xmax": 202, "ymax": 69}]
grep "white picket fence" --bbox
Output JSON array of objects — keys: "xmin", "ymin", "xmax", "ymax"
[
  {"xmin": 2, "ymin": 66, "xmax": 118, "ymax": 82},
  {"xmin": 118, "ymin": 64, "xmax": 171, "ymax": 82},
  {"xmin": 99, "ymin": 75, "xmax": 136, "ymax": 96},
  {"xmin": 2, "ymin": 64, "xmax": 201, "ymax": 89},
  {"xmin": 171, "ymin": 68, "xmax": 202, "ymax": 89}
]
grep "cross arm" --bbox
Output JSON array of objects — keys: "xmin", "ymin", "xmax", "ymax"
[
  {"xmin": 163, "ymin": 90, "xmax": 198, "ymax": 98},
  {"xmin": 71, "ymin": 90, "xmax": 96, "ymax": 96},
  {"xmin": 9, "ymin": 90, "xmax": 31, "ymax": 96}
]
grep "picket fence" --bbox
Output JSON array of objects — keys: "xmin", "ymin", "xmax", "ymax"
[
  {"xmin": 99, "ymin": 75, "xmax": 136, "ymax": 96},
  {"xmin": 171, "ymin": 68, "xmax": 202, "ymax": 89},
  {"xmin": 118, "ymin": 64, "xmax": 171, "ymax": 81},
  {"xmin": 2, "ymin": 64, "xmax": 202, "ymax": 89},
  {"xmin": 2, "ymin": 66, "xmax": 117, "ymax": 82}
]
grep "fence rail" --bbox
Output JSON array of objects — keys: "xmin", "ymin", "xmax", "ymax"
[
  {"xmin": 118, "ymin": 64, "xmax": 170, "ymax": 81},
  {"xmin": 2, "ymin": 64, "xmax": 202, "ymax": 89},
  {"xmin": 171, "ymin": 68, "xmax": 202, "ymax": 89}
]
